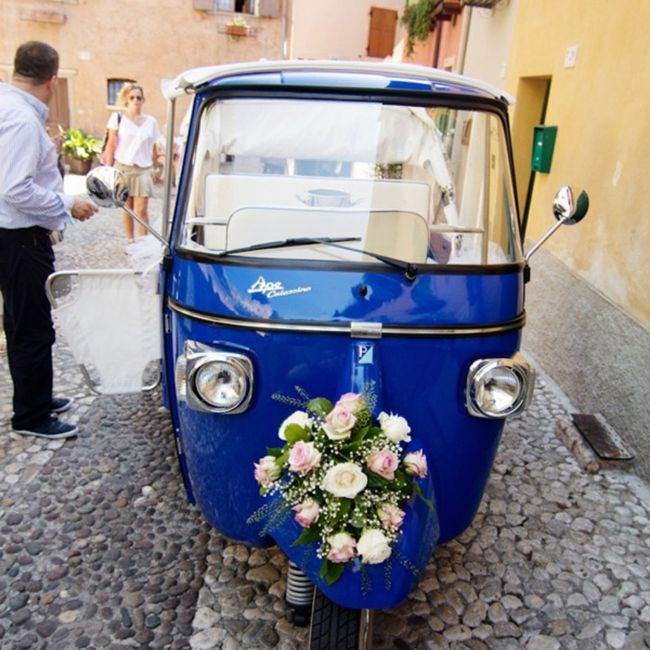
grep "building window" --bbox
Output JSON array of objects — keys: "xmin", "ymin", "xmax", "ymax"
[
  {"xmin": 212, "ymin": 0, "xmax": 253, "ymax": 12},
  {"xmin": 107, "ymin": 78, "xmax": 135, "ymax": 107}
]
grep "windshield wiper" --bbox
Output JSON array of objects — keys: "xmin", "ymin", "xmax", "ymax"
[
  {"xmin": 216, "ymin": 236, "xmax": 418, "ymax": 281},
  {"xmin": 215, "ymin": 236, "xmax": 361, "ymax": 257}
]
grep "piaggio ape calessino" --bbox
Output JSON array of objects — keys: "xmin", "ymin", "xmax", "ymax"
[{"xmin": 48, "ymin": 61, "xmax": 588, "ymax": 648}]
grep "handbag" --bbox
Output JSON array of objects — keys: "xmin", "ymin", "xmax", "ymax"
[{"xmin": 101, "ymin": 112, "xmax": 122, "ymax": 156}]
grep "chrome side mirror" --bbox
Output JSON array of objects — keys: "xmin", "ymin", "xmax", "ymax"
[
  {"xmin": 552, "ymin": 185, "xmax": 589, "ymax": 224},
  {"xmin": 86, "ymin": 166, "xmax": 168, "ymax": 246},
  {"xmin": 86, "ymin": 165, "xmax": 129, "ymax": 207},
  {"xmin": 525, "ymin": 185, "xmax": 589, "ymax": 261}
]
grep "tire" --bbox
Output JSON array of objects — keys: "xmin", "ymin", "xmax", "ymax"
[{"xmin": 308, "ymin": 589, "xmax": 373, "ymax": 650}]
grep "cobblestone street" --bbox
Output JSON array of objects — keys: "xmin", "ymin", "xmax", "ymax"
[{"xmin": 1, "ymin": 179, "xmax": 649, "ymax": 649}]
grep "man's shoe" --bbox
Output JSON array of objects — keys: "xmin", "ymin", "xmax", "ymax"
[
  {"xmin": 14, "ymin": 416, "xmax": 78, "ymax": 440},
  {"xmin": 50, "ymin": 397, "xmax": 74, "ymax": 414}
]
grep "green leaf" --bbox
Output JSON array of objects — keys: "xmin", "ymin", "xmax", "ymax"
[
  {"xmin": 351, "ymin": 425, "xmax": 370, "ymax": 442},
  {"xmin": 413, "ymin": 482, "xmax": 435, "ymax": 511},
  {"xmin": 339, "ymin": 498, "xmax": 352, "ymax": 518},
  {"xmin": 324, "ymin": 561, "xmax": 345, "ymax": 585},
  {"xmin": 275, "ymin": 450, "xmax": 289, "ymax": 468},
  {"xmin": 307, "ymin": 397, "xmax": 333, "ymax": 416},
  {"xmin": 266, "ymin": 446, "xmax": 284, "ymax": 458},
  {"xmin": 341, "ymin": 439, "xmax": 364, "ymax": 455},
  {"xmin": 284, "ymin": 424, "xmax": 309, "ymax": 444},
  {"xmin": 292, "ymin": 525, "xmax": 321, "ymax": 546},
  {"xmin": 319, "ymin": 559, "xmax": 330, "ymax": 579},
  {"xmin": 366, "ymin": 473, "xmax": 390, "ymax": 488},
  {"xmin": 350, "ymin": 512, "xmax": 365, "ymax": 528},
  {"xmin": 393, "ymin": 471, "xmax": 410, "ymax": 489}
]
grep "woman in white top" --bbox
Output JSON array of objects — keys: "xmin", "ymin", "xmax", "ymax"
[{"xmin": 102, "ymin": 83, "xmax": 161, "ymax": 243}]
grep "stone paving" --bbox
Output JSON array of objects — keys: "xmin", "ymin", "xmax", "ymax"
[{"xmin": 0, "ymin": 178, "xmax": 649, "ymax": 649}]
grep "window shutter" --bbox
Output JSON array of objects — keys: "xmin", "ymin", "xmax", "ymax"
[{"xmin": 367, "ymin": 7, "xmax": 398, "ymax": 58}]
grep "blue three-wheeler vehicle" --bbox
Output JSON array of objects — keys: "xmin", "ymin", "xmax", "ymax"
[{"xmin": 48, "ymin": 61, "xmax": 588, "ymax": 648}]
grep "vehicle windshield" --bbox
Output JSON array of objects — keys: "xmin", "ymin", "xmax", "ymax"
[{"xmin": 178, "ymin": 97, "xmax": 521, "ymax": 266}]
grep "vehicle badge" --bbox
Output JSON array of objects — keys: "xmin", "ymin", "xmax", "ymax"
[
  {"xmin": 356, "ymin": 343, "xmax": 374, "ymax": 365},
  {"xmin": 247, "ymin": 276, "xmax": 311, "ymax": 299}
]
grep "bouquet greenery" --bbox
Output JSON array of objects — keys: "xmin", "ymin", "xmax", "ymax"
[{"xmin": 253, "ymin": 390, "xmax": 429, "ymax": 585}]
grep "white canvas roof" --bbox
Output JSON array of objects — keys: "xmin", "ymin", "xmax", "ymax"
[{"xmin": 162, "ymin": 59, "xmax": 512, "ymax": 103}]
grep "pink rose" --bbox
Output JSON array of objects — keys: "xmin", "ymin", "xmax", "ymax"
[
  {"xmin": 336, "ymin": 392, "xmax": 365, "ymax": 414},
  {"xmin": 323, "ymin": 404, "xmax": 357, "ymax": 441},
  {"xmin": 288, "ymin": 441, "xmax": 322, "ymax": 474},
  {"xmin": 366, "ymin": 448, "xmax": 399, "ymax": 480},
  {"xmin": 377, "ymin": 503, "xmax": 405, "ymax": 530},
  {"xmin": 293, "ymin": 498, "xmax": 320, "ymax": 527},
  {"xmin": 254, "ymin": 455, "xmax": 280, "ymax": 487},
  {"xmin": 403, "ymin": 450, "xmax": 428, "ymax": 478},
  {"xmin": 326, "ymin": 532, "xmax": 357, "ymax": 563}
]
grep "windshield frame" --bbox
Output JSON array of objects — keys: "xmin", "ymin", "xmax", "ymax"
[{"xmin": 171, "ymin": 85, "xmax": 523, "ymax": 275}]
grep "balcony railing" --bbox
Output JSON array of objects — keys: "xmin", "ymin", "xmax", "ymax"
[{"xmin": 461, "ymin": 0, "xmax": 500, "ymax": 8}]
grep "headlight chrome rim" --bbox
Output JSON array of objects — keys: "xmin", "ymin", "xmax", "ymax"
[
  {"xmin": 177, "ymin": 341, "xmax": 254, "ymax": 414},
  {"xmin": 466, "ymin": 354, "xmax": 535, "ymax": 418},
  {"xmin": 191, "ymin": 356, "xmax": 251, "ymax": 412}
]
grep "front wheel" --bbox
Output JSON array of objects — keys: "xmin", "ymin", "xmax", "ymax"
[{"xmin": 308, "ymin": 589, "xmax": 373, "ymax": 650}]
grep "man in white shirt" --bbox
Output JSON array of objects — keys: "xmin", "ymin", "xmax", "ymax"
[{"xmin": 0, "ymin": 41, "xmax": 98, "ymax": 439}]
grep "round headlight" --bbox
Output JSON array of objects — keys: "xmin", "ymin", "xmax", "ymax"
[
  {"xmin": 467, "ymin": 356, "xmax": 535, "ymax": 419},
  {"xmin": 193, "ymin": 360, "xmax": 248, "ymax": 410},
  {"xmin": 473, "ymin": 365, "xmax": 522, "ymax": 415}
]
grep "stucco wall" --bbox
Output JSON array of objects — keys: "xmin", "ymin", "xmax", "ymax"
[
  {"xmin": 289, "ymin": 0, "xmax": 404, "ymax": 60},
  {"xmin": 462, "ymin": 0, "xmax": 519, "ymax": 89},
  {"xmin": 506, "ymin": 0, "xmax": 650, "ymax": 328},
  {"xmin": 0, "ymin": 0, "xmax": 284, "ymax": 138},
  {"xmin": 503, "ymin": 0, "xmax": 650, "ymax": 481}
]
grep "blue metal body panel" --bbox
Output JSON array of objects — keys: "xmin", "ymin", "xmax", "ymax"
[
  {"xmin": 164, "ymin": 258, "xmax": 523, "ymax": 607},
  {"xmin": 170, "ymin": 258, "xmax": 523, "ymax": 326}
]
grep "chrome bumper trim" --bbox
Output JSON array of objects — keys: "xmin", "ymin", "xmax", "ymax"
[{"xmin": 168, "ymin": 298, "xmax": 525, "ymax": 337}]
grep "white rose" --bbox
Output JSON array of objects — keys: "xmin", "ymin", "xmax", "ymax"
[
  {"xmin": 357, "ymin": 528, "xmax": 392, "ymax": 564},
  {"xmin": 321, "ymin": 463, "xmax": 368, "ymax": 499},
  {"xmin": 378, "ymin": 411, "xmax": 412, "ymax": 443},
  {"xmin": 279, "ymin": 410, "xmax": 313, "ymax": 440}
]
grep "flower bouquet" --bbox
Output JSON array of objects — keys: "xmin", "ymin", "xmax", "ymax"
[{"xmin": 253, "ymin": 390, "xmax": 430, "ymax": 585}]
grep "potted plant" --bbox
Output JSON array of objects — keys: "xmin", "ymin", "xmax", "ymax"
[
  {"xmin": 225, "ymin": 15, "xmax": 250, "ymax": 37},
  {"xmin": 61, "ymin": 127, "xmax": 102, "ymax": 175}
]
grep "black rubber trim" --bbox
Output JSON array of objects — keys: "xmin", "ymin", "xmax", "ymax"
[{"xmin": 174, "ymin": 248, "xmax": 524, "ymax": 275}]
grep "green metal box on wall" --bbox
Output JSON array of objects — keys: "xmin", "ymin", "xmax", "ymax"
[{"xmin": 531, "ymin": 125, "xmax": 557, "ymax": 173}]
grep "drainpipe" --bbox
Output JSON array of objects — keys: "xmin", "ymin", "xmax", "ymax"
[
  {"xmin": 432, "ymin": 22, "xmax": 442, "ymax": 68},
  {"xmin": 457, "ymin": 6, "xmax": 472, "ymax": 74},
  {"xmin": 281, "ymin": 0, "xmax": 291, "ymax": 59}
]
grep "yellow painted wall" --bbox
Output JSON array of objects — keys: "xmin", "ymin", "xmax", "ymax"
[
  {"xmin": 0, "ymin": 0, "xmax": 283, "ymax": 138},
  {"xmin": 506, "ymin": 0, "xmax": 650, "ymax": 327}
]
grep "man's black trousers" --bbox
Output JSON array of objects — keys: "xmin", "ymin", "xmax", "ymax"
[{"xmin": 0, "ymin": 227, "xmax": 56, "ymax": 429}]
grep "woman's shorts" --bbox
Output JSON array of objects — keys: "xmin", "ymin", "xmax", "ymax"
[{"xmin": 115, "ymin": 162, "xmax": 154, "ymax": 198}]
